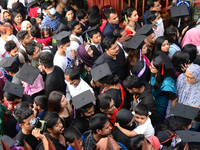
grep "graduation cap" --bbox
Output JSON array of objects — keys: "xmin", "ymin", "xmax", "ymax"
[
  {"xmin": 27, "ymin": 0, "xmax": 38, "ymax": 8},
  {"xmin": 16, "ymin": 63, "xmax": 40, "ymax": 85},
  {"xmin": 170, "ymin": 4, "xmax": 189, "ymax": 18},
  {"xmin": 90, "ymin": 63, "xmax": 112, "ymax": 82},
  {"xmin": 72, "ymin": 90, "xmax": 95, "ymax": 109},
  {"xmin": 176, "ymin": 130, "xmax": 200, "ymax": 144},
  {"xmin": 0, "ymin": 56, "xmax": 17, "ymax": 68},
  {"xmin": 152, "ymin": 51, "xmax": 174, "ymax": 75},
  {"xmin": 0, "ymin": 135, "xmax": 16, "ymax": 149},
  {"xmin": 3, "ymin": 81, "xmax": 24, "ymax": 98},
  {"xmin": 82, "ymin": 25, "xmax": 99, "ymax": 38},
  {"xmin": 59, "ymin": 19, "xmax": 69, "ymax": 31},
  {"xmin": 170, "ymin": 103, "xmax": 199, "ymax": 120},
  {"xmin": 124, "ymin": 35, "xmax": 147, "ymax": 50},
  {"xmin": 51, "ymin": 31, "xmax": 71, "ymax": 45},
  {"xmin": 135, "ymin": 24, "xmax": 154, "ymax": 36}
]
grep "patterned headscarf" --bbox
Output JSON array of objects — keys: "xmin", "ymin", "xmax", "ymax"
[{"xmin": 176, "ymin": 64, "xmax": 200, "ymax": 106}]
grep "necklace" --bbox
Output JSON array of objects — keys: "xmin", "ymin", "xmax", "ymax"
[{"xmin": 128, "ymin": 24, "xmax": 135, "ymax": 29}]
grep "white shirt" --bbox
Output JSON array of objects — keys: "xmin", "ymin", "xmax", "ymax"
[
  {"xmin": 134, "ymin": 118, "xmax": 154, "ymax": 139},
  {"xmin": 70, "ymin": 34, "xmax": 83, "ymax": 51},
  {"xmin": 65, "ymin": 78, "xmax": 94, "ymax": 101},
  {"xmin": 53, "ymin": 51, "xmax": 73, "ymax": 72}
]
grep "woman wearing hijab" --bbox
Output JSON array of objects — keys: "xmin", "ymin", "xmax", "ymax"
[
  {"xmin": 176, "ymin": 64, "xmax": 200, "ymax": 108},
  {"xmin": 21, "ymin": 21, "xmax": 32, "ymax": 36},
  {"xmin": 76, "ymin": 43, "xmax": 94, "ymax": 72}
]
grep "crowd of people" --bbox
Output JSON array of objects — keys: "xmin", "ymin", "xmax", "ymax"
[{"xmin": 0, "ymin": 0, "xmax": 200, "ymax": 149}]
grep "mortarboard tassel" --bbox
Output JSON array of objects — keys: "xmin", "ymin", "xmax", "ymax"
[
  {"xmin": 140, "ymin": 49, "xmax": 142, "ymax": 61},
  {"xmin": 177, "ymin": 18, "xmax": 181, "ymax": 28},
  {"xmin": 161, "ymin": 63, "xmax": 164, "ymax": 75},
  {"xmin": 74, "ymin": 108, "xmax": 76, "ymax": 118}
]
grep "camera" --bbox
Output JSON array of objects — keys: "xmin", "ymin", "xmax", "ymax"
[{"xmin": 30, "ymin": 118, "xmax": 47, "ymax": 134}]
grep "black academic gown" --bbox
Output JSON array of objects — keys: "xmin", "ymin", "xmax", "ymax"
[
  {"xmin": 91, "ymin": 44, "xmax": 104, "ymax": 62},
  {"xmin": 112, "ymin": 127, "xmax": 131, "ymax": 149},
  {"xmin": 92, "ymin": 46, "xmax": 127, "ymax": 82},
  {"xmin": 36, "ymin": 133, "xmax": 66, "ymax": 150}
]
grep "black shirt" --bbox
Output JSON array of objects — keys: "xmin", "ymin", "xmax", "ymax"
[
  {"xmin": 92, "ymin": 47, "xmax": 127, "ymax": 82},
  {"xmin": 137, "ymin": 82, "xmax": 159, "ymax": 126},
  {"xmin": 36, "ymin": 133, "xmax": 66, "ymax": 150},
  {"xmin": 45, "ymin": 66, "xmax": 66, "ymax": 97},
  {"xmin": 73, "ymin": 117, "xmax": 90, "ymax": 134},
  {"xmin": 14, "ymin": 130, "xmax": 38, "ymax": 150}
]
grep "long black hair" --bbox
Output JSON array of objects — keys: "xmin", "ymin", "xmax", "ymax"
[
  {"xmin": 152, "ymin": 36, "xmax": 168, "ymax": 57},
  {"xmin": 164, "ymin": 26, "xmax": 180, "ymax": 47},
  {"xmin": 182, "ymin": 44, "xmax": 197, "ymax": 63}
]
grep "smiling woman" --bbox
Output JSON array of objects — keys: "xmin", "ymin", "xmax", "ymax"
[{"xmin": 176, "ymin": 64, "xmax": 200, "ymax": 108}]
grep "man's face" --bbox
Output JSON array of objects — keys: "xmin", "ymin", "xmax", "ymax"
[
  {"xmin": 46, "ymin": 4, "xmax": 54, "ymax": 15},
  {"xmin": 23, "ymin": 34, "xmax": 32, "ymax": 45},
  {"xmin": 151, "ymin": 1, "xmax": 161, "ymax": 11},
  {"xmin": 127, "ymin": 88, "xmax": 138, "ymax": 95},
  {"xmin": 99, "ymin": 120, "xmax": 112, "ymax": 136},
  {"xmin": 9, "ymin": 47, "xmax": 19, "ymax": 57},
  {"xmin": 105, "ymin": 42, "xmax": 119, "ymax": 57},
  {"xmin": 20, "ymin": 114, "xmax": 34, "ymax": 132},
  {"xmin": 90, "ymin": 32, "xmax": 101, "ymax": 44},
  {"xmin": 108, "ymin": 13, "xmax": 119, "ymax": 25},
  {"xmin": 51, "ymin": 118, "xmax": 64, "ymax": 135},
  {"xmin": 62, "ymin": 42, "xmax": 70, "ymax": 51},
  {"xmin": 74, "ymin": 24, "xmax": 82, "ymax": 36}
]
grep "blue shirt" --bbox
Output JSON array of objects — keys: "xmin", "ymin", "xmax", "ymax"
[
  {"xmin": 103, "ymin": 22, "xmax": 119, "ymax": 37},
  {"xmin": 142, "ymin": 10, "xmax": 150, "ymax": 25},
  {"xmin": 41, "ymin": 12, "xmax": 61, "ymax": 31}
]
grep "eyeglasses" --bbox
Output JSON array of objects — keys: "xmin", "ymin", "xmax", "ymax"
[{"xmin": 184, "ymin": 74, "xmax": 195, "ymax": 80}]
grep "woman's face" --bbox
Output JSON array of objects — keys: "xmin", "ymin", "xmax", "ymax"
[
  {"xmin": 83, "ymin": 105, "xmax": 95, "ymax": 117},
  {"xmin": 14, "ymin": 13, "xmax": 22, "ymax": 24},
  {"xmin": 150, "ymin": 62, "xmax": 158, "ymax": 74},
  {"xmin": 161, "ymin": 40, "xmax": 169, "ymax": 53},
  {"xmin": 151, "ymin": 33, "xmax": 156, "ymax": 43},
  {"xmin": 102, "ymin": 99, "xmax": 115, "ymax": 117},
  {"xmin": 87, "ymin": 46, "xmax": 93, "ymax": 57},
  {"xmin": 129, "ymin": 10, "xmax": 138, "ymax": 22},
  {"xmin": 66, "ymin": 10, "xmax": 74, "ymax": 22},
  {"xmin": 4, "ymin": 12, "xmax": 12, "ymax": 20},
  {"xmin": 141, "ymin": 44, "xmax": 147, "ymax": 55},
  {"xmin": 60, "ymin": 95, "xmax": 68, "ymax": 108},
  {"xmin": 26, "ymin": 24, "xmax": 32, "ymax": 33},
  {"xmin": 185, "ymin": 71, "xmax": 196, "ymax": 84}
]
